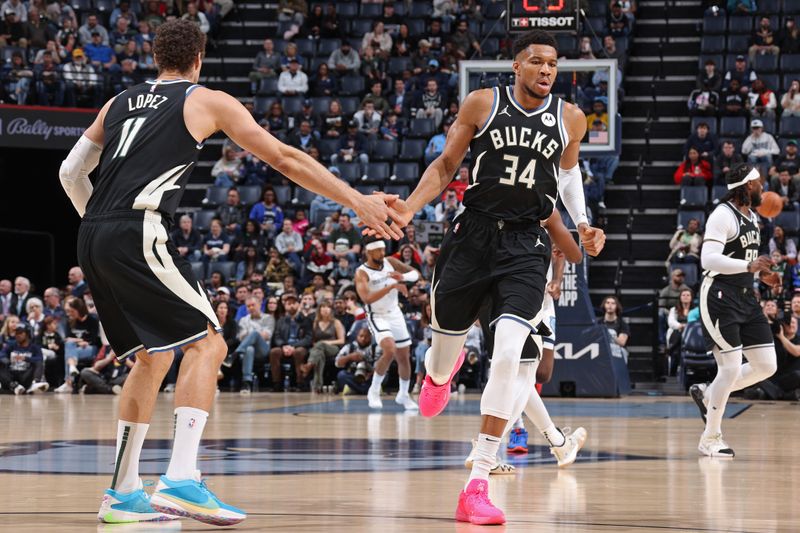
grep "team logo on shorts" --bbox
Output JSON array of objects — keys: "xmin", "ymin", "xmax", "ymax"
[
  {"xmin": 454, "ymin": 222, "xmax": 460, "ymax": 233},
  {"xmin": 542, "ymin": 113, "xmax": 556, "ymax": 127},
  {"xmin": 189, "ymin": 418, "xmax": 196, "ymax": 428}
]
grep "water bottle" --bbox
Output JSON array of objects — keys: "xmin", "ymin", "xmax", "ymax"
[{"xmin": 283, "ymin": 374, "xmax": 290, "ymax": 391}]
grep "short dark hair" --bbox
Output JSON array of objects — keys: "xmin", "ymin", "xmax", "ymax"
[
  {"xmin": 512, "ymin": 30, "xmax": 558, "ymax": 58},
  {"xmin": 153, "ymin": 19, "xmax": 206, "ymax": 75}
]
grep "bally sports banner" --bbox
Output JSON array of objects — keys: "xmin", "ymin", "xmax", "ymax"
[
  {"xmin": 541, "ymin": 244, "xmax": 632, "ymax": 397},
  {"xmin": 0, "ymin": 105, "xmax": 95, "ymax": 150}
]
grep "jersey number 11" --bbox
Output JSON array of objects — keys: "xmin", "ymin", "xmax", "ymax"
[{"xmin": 112, "ymin": 117, "xmax": 147, "ymax": 159}]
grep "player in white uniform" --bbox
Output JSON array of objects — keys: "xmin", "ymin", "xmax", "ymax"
[{"xmin": 355, "ymin": 238, "xmax": 421, "ymax": 410}]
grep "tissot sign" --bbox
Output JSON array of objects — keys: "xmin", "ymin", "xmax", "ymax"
[
  {"xmin": 507, "ymin": 0, "xmax": 579, "ymax": 32},
  {"xmin": 0, "ymin": 105, "xmax": 94, "ymax": 149}
]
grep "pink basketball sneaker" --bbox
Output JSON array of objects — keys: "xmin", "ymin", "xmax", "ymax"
[
  {"xmin": 418, "ymin": 350, "xmax": 465, "ymax": 417},
  {"xmin": 455, "ymin": 479, "xmax": 506, "ymax": 525}
]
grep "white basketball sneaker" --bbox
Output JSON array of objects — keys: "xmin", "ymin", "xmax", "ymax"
[
  {"xmin": 367, "ymin": 388, "xmax": 383, "ymax": 409},
  {"xmin": 550, "ymin": 427, "xmax": 588, "ymax": 467},
  {"xmin": 698, "ymin": 433, "xmax": 735, "ymax": 458},
  {"xmin": 464, "ymin": 440, "xmax": 516, "ymax": 475},
  {"xmin": 395, "ymin": 393, "xmax": 418, "ymax": 411}
]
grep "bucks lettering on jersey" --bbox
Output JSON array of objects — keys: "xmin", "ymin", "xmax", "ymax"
[
  {"xmin": 86, "ymin": 79, "xmax": 204, "ymax": 221},
  {"xmin": 464, "ymin": 86, "xmax": 568, "ymax": 222},
  {"xmin": 703, "ymin": 202, "xmax": 760, "ymax": 287}
]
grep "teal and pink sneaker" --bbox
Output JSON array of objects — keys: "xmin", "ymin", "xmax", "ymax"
[
  {"xmin": 97, "ymin": 486, "xmax": 176, "ymax": 523},
  {"xmin": 150, "ymin": 471, "xmax": 246, "ymax": 526}
]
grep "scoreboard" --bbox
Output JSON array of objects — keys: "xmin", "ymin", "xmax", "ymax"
[{"xmin": 507, "ymin": 0, "xmax": 579, "ymax": 33}]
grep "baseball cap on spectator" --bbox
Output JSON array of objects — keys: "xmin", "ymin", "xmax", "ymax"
[
  {"xmin": 303, "ymin": 98, "xmax": 312, "ymax": 107},
  {"xmin": 751, "ymin": 119, "xmax": 763, "ymax": 129},
  {"xmin": 15, "ymin": 323, "xmax": 31, "ymax": 336},
  {"xmin": 282, "ymin": 293, "xmax": 298, "ymax": 302},
  {"xmin": 428, "ymin": 59, "xmax": 439, "ymax": 68},
  {"xmin": 736, "ymin": 55, "xmax": 746, "ymax": 61},
  {"xmin": 418, "ymin": 39, "xmax": 432, "ymax": 48},
  {"xmin": 4, "ymin": 9, "xmax": 15, "ymax": 16},
  {"xmin": 328, "ymin": 166, "xmax": 341, "ymax": 176},
  {"xmin": 91, "ymin": 30, "xmax": 100, "ymax": 36},
  {"xmin": 347, "ymin": 120, "xmax": 358, "ymax": 128},
  {"xmin": 217, "ymin": 287, "xmax": 230, "ymax": 296},
  {"xmin": 289, "ymin": 57, "xmax": 299, "ymax": 64},
  {"xmin": 788, "ymin": 140, "xmax": 798, "ymax": 146},
  {"xmin": 72, "ymin": 48, "xmax": 85, "ymax": 58}
]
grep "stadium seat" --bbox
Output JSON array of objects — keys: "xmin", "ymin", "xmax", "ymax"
[
  {"xmin": 691, "ymin": 117, "xmax": 717, "ymax": 136},
  {"xmin": 754, "ymin": 54, "xmax": 779, "ymax": 73},
  {"xmin": 677, "ymin": 210, "xmax": 706, "ymax": 231},
  {"xmin": 759, "ymin": 73, "xmax": 780, "ymax": 93},
  {"xmin": 356, "ymin": 184, "xmax": 380, "ymax": 195},
  {"xmin": 388, "ymin": 57, "xmax": 412, "ymax": 76},
  {"xmin": 680, "ymin": 322, "xmax": 716, "ymax": 389},
  {"xmin": 587, "ymin": 17, "xmax": 606, "ymax": 35},
  {"xmin": 359, "ymin": 3, "xmax": 382, "ymax": 17},
  {"xmin": 94, "ymin": 0, "xmax": 113, "ymax": 11},
  {"xmin": 556, "ymin": 35, "xmax": 577, "ymax": 56},
  {"xmin": 392, "ymin": 162, "xmax": 419, "ymax": 183},
  {"xmin": 719, "ymin": 116, "xmax": 747, "ymax": 137},
  {"xmin": 726, "ymin": 34, "xmax": 750, "ymax": 53},
  {"xmin": 703, "ymin": 15, "xmax": 727, "ymax": 34},
  {"xmin": 485, "ymin": 2, "xmax": 505, "ymax": 18},
  {"xmin": 281, "ymin": 96, "xmax": 304, "ymax": 115},
  {"xmin": 786, "ymin": 0, "xmax": 800, "ymax": 16},
  {"xmin": 482, "ymin": 38, "xmax": 500, "ymax": 57},
  {"xmin": 318, "ymin": 38, "xmax": 341, "ymax": 57},
  {"xmin": 335, "ymin": 2, "xmax": 357, "ymax": 17},
  {"xmin": 780, "ymin": 116, "xmax": 800, "ymax": 137},
  {"xmin": 337, "ymin": 163, "xmax": 361, "ymax": 184},
  {"xmin": 311, "ymin": 97, "xmax": 331, "ymax": 116},
  {"xmin": 588, "ymin": 0, "xmax": 607, "ymax": 16},
  {"xmin": 755, "ymin": 116, "xmax": 775, "ymax": 135},
  {"xmin": 253, "ymin": 96, "xmax": 277, "ymax": 115},
  {"xmin": 238, "ymin": 185, "xmax": 262, "ymax": 207},
  {"xmin": 698, "ymin": 54, "xmax": 723, "ymax": 70},
  {"xmin": 208, "ymin": 261, "xmax": 237, "ymax": 281},
  {"xmin": 293, "ymin": 187, "xmax": 316, "ymax": 206},
  {"xmin": 408, "ymin": 118, "xmax": 436, "ymax": 138},
  {"xmin": 680, "ymin": 186, "xmax": 709, "ymax": 209},
  {"xmin": 272, "ymin": 185, "xmax": 292, "ymax": 206},
  {"xmin": 71, "ymin": 0, "xmax": 91, "ymax": 10},
  {"xmin": 367, "ymin": 140, "xmax": 395, "ymax": 163},
  {"xmin": 366, "ymin": 162, "xmax": 391, "ymax": 181},
  {"xmin": 294, "ymin": 39, "xmax": 316, "ymax": 57},
  {"xmin": 409, "ymin": 3, "xmax": 429, "ymax": 17},
  {"xmin": 309, "ymin": 56, "xmax": 327, "ymax": 73},
  {"xmin": 701, "ymin": 35, "xmax": 726, "ymax": 54},
  {"xmin": 350, "ymin": 19, "xmax": 373, "ymax": 37},
  {"xmin": 757, "ymin": 0, "xmax": 781, "ymax": 13},
  {"xmin": 339, "ymin": 76, "xmax": 365, "ymax": 96},
  {"xmin": 339, "ymin": 96, "xmax": 360, "ymax": 115},
  {"xmin": 399, "ymin": 139, "xmax": 426, "ymax": 161},
  {"xmin": 257, "ymin": 77, "xmax": 277, "ymax": 96},
  {"xmin": 775, "ymin": 210, "xmax": 800, "ymax": 235},
  {"xmin": 190, "ymin": 262, "xmax": 205, "ymax": 282},
  {"xmin": 318, "ymin": 138, "xmax": 340, "ymax": 160},
  {"xmin": 203, "ymin": 187, "xmax": 228, "ymax": 208},
  {"xmin": 781, "ymin": 54, "xmax": 800, "ymax": 72},
  {"xmin": 711, "ymin": 185, "xmax": 728, "ymax": 205},
  {"xmin": 384, "ymin": 185, "xmax": 410, "ymax": 198},
  {"xmin": 781, "ymin": 75, "xmax": 795, "ymax": 92},
  {"xmin": 406, "ymin": 18, "xmax": 425, "ymax": 35},
  {"xmin": 728, "ymin": 15, "xmax": 754, "ymax": 34},
  {"xmin": 193, "ymin": 210, "xmax": 216, "ymax": 233}
]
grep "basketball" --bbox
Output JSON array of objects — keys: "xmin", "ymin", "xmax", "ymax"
[{"xmin": 757, "ymin": 191, "xmax": 783, "ymax": 218}]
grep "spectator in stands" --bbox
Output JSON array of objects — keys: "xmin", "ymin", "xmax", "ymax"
[
  {"xmin": 249, "ymin": 38, "xmax": 280, "ymax": 94},
  {"xmin": 172, "ymin": 214, "xmax": 203, "ymax": 262},
  {"xmin": 215, "ymin": 187, "xmax": 245, "ymax": 235},
  {"xmin": 138, "ymin": 40, "xmax": 156, "ymax": 73},
  {"xmin": 728, "ymin": 0, "xmax": 755, "ymax": 14},
  {"xmin": 749, "ymin": 16, "xmax": 780, "ymax": 63},
  {"xmin": 599, "ymin": 295, "xmax": 630, "ymax": 361},
  {"xmin": 293, "ymin": 209, "xmax": 309, "ymax": 237},
  {"xmin": 0, "ymin": 314, "xmax": 19, "ymax": 348},
  {"xmin": 78, "ymin": 14, "xmax": 108, "ymax": 46},
  {"xmin": 182, "ymin": 2, "xmax": 210, "ymax": 34},
  {"xmin": 724, "ymin": 55, "xmax": 757, "ymax": 95},
  {"xmin": 63, "ymin": 48, "xmax": 100, "ymax": 108},
  {"xmin": 230, "ymin": 296, "xmax": 274, "ymax": 393},
  {"xmin": 606, "ymin": 2, "xmax": 630, "ymax": 38},
  {"xmin": 278, "ymin": 0, "xmax": 306, "ymax": 25},
  {"xmin": 781, "ymin": 80, "xmax": 800, "ymax": 117},
  {"xmin": 674, "ymin": 147, "xmax": 712, "ymax": 185},
  {"xmin": 743, "ymin": 118, "xmax": 780, "ymax": 172},
  {"xmin": 380, "ymin": 111, "xmax": 403, "ymax": 141},
  {"xmin": 24, "ymin": 7, "xmax": 53, "ymax": 49},
  {"xmin": 697, "ymin": 59, "xmax": 721, "ymax": 93},
  {"xmin": 34, "ymin": 39, "xmax": 63, "ymax": 65},
  {"xmin": 317, "ymin": 2, "xmax": 340, "ymax": 38},
  {"xmin": 265, "ymin": 246, "xmax": 293, "ymax": 284},
  {"xmin": 110, "ymin": 1, "xmax": 137, "ymax": 28},
  {"xmin": 265, "ymin": 101, "xmax": 288, "ymax": 136},
  {"xmin": 0, "ymin": 0, "xmax": 25, "ymax": 21},
  {"xmin": 322, "ymin": 99, "xmax": 345, "ymax": 139},
  {"xmin": 361, "ymin": 20, "xmax": 392, "ymax": 60},
  {"xmin": 269, "ymin": 293, "xmax": 311, "ymax": 391},
  {"xmin": 665, "ymin": 288, "xmax": 693, "ymax": 378},
  {"xmin": 331, "ymin": 121, "xmax": 369, "ymax": 177},
  {"xmin": 586, "ymin": 98, "xmax": 609, "ymax": 129},
  {"xmin": 771, "ymin": 140, "xmax": 800, "ymax": 180},
  {"xmin": 232, "ymin": 219, "xmax": 266, "ymax": 262},
  {"xmin": 720, "ymin": 78, "xmax": 746, "ymax": 116},
  {"xmin": 0, "ymin": 280, "xmax": 10, "ymax": 324},
  {"xmin": 388, "ymin": 78, "xmax": 410, "ymax": 117},
  {"xmin": 288, "ymin": 119, "xmax": 318, "ymax": 153},
  {"xmin": 235, "ymin": 246, "xmax": 261, "ymax": 281},
  {"xmin": 790, "ymin": 295, "xmax": 800, "ymax": 321},
  {"xmin": 781, "ymin": 18, "xmax": 800, "ymax": 55},
  {"xmin": 353, "ymin": 100, "xmax": 382, "ymax": 138},
  {"xmin": 450, "ymin": 18, "xmax": 480, "ymax": 58},
  {"xmin": 67, "ymin": 267, "xmax": 86, "ymax": 299},
  {"xmin": 211, "ymin": 146, "xmax": 244, "ymax": 187},
  {"xmin": 250, "ymin": 187, "xmax": 284, "ymax": 239},
  {"xmin": 309, "ymin": 166, "xmax": 343, "ymax": 225},
  {"xmin": 421, "ymin": 18, "xmax": 445, "ymax": 54},
  {"xmin": 0, "ymin": 9, "xmax": 24, "ymax": 48},
  {"xmin": 2, "ymin": 51, "xmax": 32, "ymax": 105},
  {"xmin": 770, "ymin": 225, "xmax": 797, "ymax": 263},
  {"xmin": 435, "ymin": 189, "xmax": 464, "ymax": 223},
  {"xmin": 589, "ymin": 129, "xmax": 620, "ymax": 184},
  {"xmin": 278, "ymin": 57, "xmax": 308, "ymax": 96},
  {"xmin": 10, "ymin": 277, "xmax": 33, "ymax": 321},
  {"xmin": 362, "ymin": 80, "xmax": 389, "ymax": 115},
  {"xmin": 667, "ymin": 218, "xmax": 702, "ymax": 266},
  {"xmin": 116, "ymin": 40, "xmax": 139, "ymax": 68},
  {"xmin": 714, "ymin": 141, "xmax": 743, "ymax": 185},
  {"xmin": 142, "ymin": 0, "xmax": 164, "ymax": 28},
  {"xmin": 657, "ymin": 269, "xmax": 689, "ymax": 346},
  {"xmin": 309, "ymin": 62, "xmax": 336, "ymax": 97},
  {"xmin": 688, "ymin": 82, "xmax": 719, "ymax": 116},
  {"xmin": 328, "ymin": 40, "xmax": 360, "ymax": 76},
  {"xmin": 79, "ymin": 347, "xmax": 130, "ymax": 394},
  {"xmin": 42, "ymin": 287, "xmax": 66, "ymax": 332},
  {"xmin": 392, "ymin": 23, "xmax": 412, "ymax": 57},
  {"xmin": 305, "ymin": 237, "xmax": 335, "ymax": 281},
  {"xmin": 275, "ymin": 218, "xmax": 303, "ymax": 273},
  {"xmin": 0, "ymin": 324, "xmax": 47, "ymax": 395},
  {"xmin": 327, "ymin": 212, "xmax": 362, "ymax": 263},
  {"xmin": 335, "ymin": 327, "xmax": 376, "ymax": 395},
  {"xmin": 25, "ymin": 298, "xmax": 44, "ymax": 338},
  {"xmin": 424, "ymin": 119, "xmax": 450, "ymax": 165},
  {"xmin": 359, "ymin": 44, "xmax": 386, "ymax": 88},
  {"xmin": 111, "ymin": 59, "xmax": 140, "ymax": 93},
  {"xmin": 395, "ymin": 244, "xmax": 423, "ymax": 273},
  {"xmin": 203, "ymin": 218, "xmax": 230, "ymax": 265},
  {"xmin": 110, "ymin": 16, "xmax": 135, "ymax": 54},
  {"xmin": 135, "ymin": 20, "xmax": 154, "ymax": 47},
  {"xmin": 413, "ymin": 78, "xmax": 445, "ymax": 129},
  {"xmin": 412, "ymin": 39, "xmax": 434, "ymax": 76},
  {"xmin": 301, "ymin": 300, "xmax": 345, "ymax": 392},
  {"xmin": 55, "ymin": 297, "xmax": 99, "ymax": 393},
  {"xmin": 84, "ymin": 30, "xmax": 117, "ymax": 72},
  {"xmin": 747, "ymin": 79, "xmax": 777, "ymax": 118},
  {"xmin": 770, "ymin": 169, "xmax": 799, "ymax": 210},
  {"xmin": 40, "ymin": 314, "xmax": 64, "ymax": 371},
  {"xmin": 684, "ymin": 122, "xmax": 717, "ymax": 162}
]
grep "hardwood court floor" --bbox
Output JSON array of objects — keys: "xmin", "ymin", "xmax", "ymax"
[{"xmin": 0, "ymin": 392, "xmax": 798, "ymax": 532}]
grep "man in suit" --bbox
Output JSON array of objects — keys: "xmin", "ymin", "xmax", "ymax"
[
  {"xmin": 0, "ymin": 279, "xmax": 12, "ymax": 322},
  {"xmin": 10, "ymin": 276, "xmax": 35, "ymax": 320},
  {"xmin": 770, "ymin": 167, "xmax": 799, "ymax": 210}
]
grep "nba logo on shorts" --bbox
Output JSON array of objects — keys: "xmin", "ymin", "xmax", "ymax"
[
  {"xmin": 454, "ymin": 223, "xmax": 460, "ymax": 234},
  {"xmin": 189, "ymin": 418, "xmax": 196, "ymax": 428},
  {"xmin": 542, "ymin": 113, "xmax": 556, "ymax": 127}
]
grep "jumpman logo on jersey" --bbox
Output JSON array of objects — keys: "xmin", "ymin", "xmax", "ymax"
[
  {"xmin": 535, "ymin": 236, "xmax": 545, "ymax": 248},
  {"xmin": 498, "ymin": 105, "xmax": 511, "ymax": 117},
  {"xmin": 740, "ymin": 219, "xmax": 747, "ymax": 226}
]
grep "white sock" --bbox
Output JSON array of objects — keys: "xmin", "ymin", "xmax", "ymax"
[
  {"xmin": 467, "ymin": 433, "xmax": 501, "ymax": 487},
  {"xmin": 513, "ymin": 418, "xmax": 525, "ymax": 430},
  {"xmin": 542, "ymin": 424, "xmax": 565, "ymax": 447},
  {"xmin": 112, "ymin": 420, "xmax": 149, "ymax": 493},
  {"xmin": 165, "ymin": 407, "xmax": 208, "ymax": 481},
  {"xmin": 397, "ymin": 378, "xmax": 410, "ymax": 398},
  {"xmin": 369, "ymin": 372, "xmax": 384, "ymax": 394}
]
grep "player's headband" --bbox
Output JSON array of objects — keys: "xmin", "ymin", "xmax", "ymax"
[
  {"xmin": 727, "ymin": 167, "xmax": 760, "ymax": 190},
  {"xmin": 365, "ymin": 241, "xmax": 386, "ymax": 251}
]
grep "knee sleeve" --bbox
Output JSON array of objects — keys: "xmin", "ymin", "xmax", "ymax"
[
  {"xmin": 502, "ymin": 363, "xmax": 537, "ymax": 437},
  {"xmin": 744, "ymin": 345, "xmax": 778, "ymax": 379},
  {"xmin": 480, "ymin": 318, "xmax": 530, "ymax": 419}
]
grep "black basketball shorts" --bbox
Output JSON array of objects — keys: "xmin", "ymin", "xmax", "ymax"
[
  {"xmin": 77, "ymin": 209, "xmax": 221, "ymax": 360},
  {"xmin": 431, "ymin": 210, "xmax": 551, "ymax": 340},
  {"xmin": 699, "ymin": 276, "xmax": 773, "ymax": 353}
]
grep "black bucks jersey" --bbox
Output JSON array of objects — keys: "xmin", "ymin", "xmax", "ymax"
[
  {"xmin": 701, "ymin": 202, "xmax": 760, "ymax": 287},
  {"xmin": 86, "ymin": 79, "xmax": 203, "ymax": 221},
  {"xmin": 463, "ymin": 86, "xmax": 567, "ymax": 223}
]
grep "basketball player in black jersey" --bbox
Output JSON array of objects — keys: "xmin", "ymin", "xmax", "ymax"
[
  {"xmin": 383, "ymin": 30, "xmax": 606, "ymax": 524},
  {"xmin": 691, "ymin": 163, "xmax": 779, "ymax": 458},
  {"xmin": 59, "ymin": 20, "xmax": 403, "ymax": 525}
]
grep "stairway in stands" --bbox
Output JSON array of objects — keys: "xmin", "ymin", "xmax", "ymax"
[{"xmin": 590, "ymin": 0, "xmax": 704, "ymax": 387}]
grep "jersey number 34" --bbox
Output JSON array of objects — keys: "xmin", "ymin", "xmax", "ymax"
[{"xmin": 500, "ymin": 154, "xmax": 537, "ymax": 189}]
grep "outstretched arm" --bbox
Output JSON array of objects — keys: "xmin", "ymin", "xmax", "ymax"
[{"xmin": 185, "ymin": 88, "xmax": 403, "ymax": 239}]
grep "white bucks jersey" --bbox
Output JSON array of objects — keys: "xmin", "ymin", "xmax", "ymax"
[
  {"xmin": 702, "ymin": 202, "xmax": 760, "ymax": 287},
  {"xmin": 358, "ymin": 261, "xmax": 398, "ymax": 315},
  {"xmin": 464, "ymin": 86, "xmax": 568, "ymax": 223}
]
